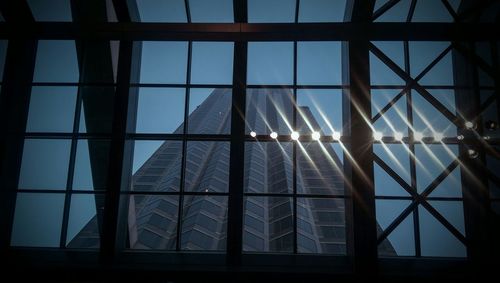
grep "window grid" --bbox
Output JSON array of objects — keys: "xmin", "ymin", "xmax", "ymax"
[
  {"xmin": 125, "ymin": 40, "xmax": 233, "ymax": 252},
  {"xmin": 243, "ymin": 39, "xmax": 347, "ymax": 255},
  {"xmin": 17, "ymin": 40, "xmax": 109, "ymax": 249},
  {"xmin": 370, "ymin": 39, "xmax": 470, "ymax": 257}
]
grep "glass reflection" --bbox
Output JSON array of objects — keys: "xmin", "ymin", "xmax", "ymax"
[
  {"xmin": 181, "ymin": 196, "xmax": 228, "ymax": 251},
  {"xmin": 243, "ymin": 197, "xmax": 293, "ymax": 252}
]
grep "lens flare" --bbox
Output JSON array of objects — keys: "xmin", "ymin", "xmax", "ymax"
[
  {"xmin": 414, "ymin": 132, "xmax": 424, "ymax": 142},
  {"xmin": 312, "ymin": 131, "xmax": 321, "ymax": 141},
  {"xmin": 373, "ymin": 132, "xmax": 383, "ymax": 141},
  {"xmin": 270, "ymin": 132, "xmax": 278, "ymax": 139},
  {"xmin": 250, "ymin": 131, "xmax": 257, "ymax": 138},
  {"xmin": 394, "ymin": 132, "xmax": 404, "ymax": 141},
  {"xmin": 291, "ymin": 131, "xmax": 300, "ymax": 140},
  {"xmin": 332, "ymin": 131, "xmax": 341, "ymax": 141}
]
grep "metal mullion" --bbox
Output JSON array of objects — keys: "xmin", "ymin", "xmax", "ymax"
[
  {"xmin": 373, "ymin": 155, "xmax": 415, "ymax": 196},
  {"xmin": 295, "ymin": 0, "xmax": 300, "ymax": 24},
  {"xmin": 404, "ymin": 39, "xmax": 421, "ymax": 257},
  {"xmin": 125, "ymin": 191, "xmax": 229, "ymax": 196},
  {"xmin": 129, "ymin": 133, "xmax": 231, "ymax": 141},
  {"xmin": 130, "ymin": 83, "xmax": 232, "ymax": 89},
  {"xmin": 372, "ymin": 88, "xmax": 406, "ymax": 123},
  {"xmin": 244, "ymin": 192, "xmax": 347, "ymax": 199},
  {"xmin": 372, "ymin": 0, "xmax": 402, "ymax": 21},
  {"xmin": 420, "ymin": 159, "xmax": 460, "ymax": 198},
  {"xmin": 59, "ymin": 40, "xmax": 87, "ymax": 249},
  {"xmin": 371, "ymin": 44, "xmax": 453, "ymax": 123},
  {"xmin": 184, "ymin": 0, "xmax": 191, "ymax": 23},
  {"xmin": 292, "ymin": 40, "xmax": 298, "ymax": 254},
  {"xmin": 420, "ymin": 201, "xmax": 467, "ymax": 244},
  {"xmin": 370, "ymin": 42, "xmax": 459, "ymax": 125},
  {"xmin": 407, "ymin": 0, "xmax": 417, "ymax": 23},
  {"xmin": 376, "ymin": 201, "xmax": 418, "ymax": 245},
  {"xmin": 441, "ymin": 0, "xmax": 460, "ymax": 23},
  {"xmin": 247, "ymin": 85, "xmax": 345, "ymax": 89},
  {"xmin": 176, "ymin": 41, "xmax": 192, "ymax": 251}
]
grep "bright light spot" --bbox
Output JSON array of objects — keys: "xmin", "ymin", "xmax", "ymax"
[
  {"xmin": 465, "ymin": 121, "xmax": 475, "ymax": 129},
  {"xmin": 414, "ymin": 132, "xmax": 424, "ymax": 142},
  {"xmin": 433, "ymin": 132, "xmax": 444, "ymax": 142},
  {"xmin": 291, "ymin": 131, "xmax": 300, "ymax": 140},
  {"xmin": 373, "ymin": 132, "xmax": 383, "ymax": 141},
  {"xmin": 457, "ymin": 135, "xmax": 464, "ymax": 140},
  {"xmin": 332, "ymin": 131, "xmax": 341, "ymax": 141},
  {"xmin": 312, "ymin": 131, "xmax": 321, "ymax": 141},
  {"xmin": 270, "ymin": 132, "xmax": 278, "ymax": 139},
  {"xmin": 468, "ymin": 149, "xmax": 478, "ymax": 159},
  {"xmin": 484, "ymin": 136, "xmax": 491, "ymax": 141},
  {"xmin": 394, "ymin": 132, "xmax": 404, "ymax": 141},
  {"xmin": 250, "ymin": 131, "xmax": 257, "ymax": 138}
]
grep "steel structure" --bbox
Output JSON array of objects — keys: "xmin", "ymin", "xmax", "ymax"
[{"xmin": 0, "ymin": 0, "xmax": 499, "ymax": 282}]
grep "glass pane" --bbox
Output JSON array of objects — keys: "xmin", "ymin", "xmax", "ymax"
[
  {"xmin": 135, "ymin": 0, "xmax": 187, "ymax": 22},
  {"xmin": 372, "ymin": 41, "xmax": 405, "ymax": 72},
  {"xmin": 138, "ymin": 41, "xmax": 188, "ymax": 84},
  {"xmin": 135, "ymin": 87, "xmax": 185, "ymax": 134},
  {"xmin": 27, "ymin": 0, "xmax": 72, "ymax": 22},
  {"xmin": 370, "ymin": 53, "xmax": 405, "ymax": 86},
  {"xmin": 246, "ymin": 88, "xmax": 294, "ymax": 135},
  {"xmin": 185, "ymin": 142, "xmax": 230, "ymax": 193},
  {"xmin": 128, "ymin": 194, "xmax": 179, "ymax": 250},
  {"xmin": 412, "ymin": 0, "xmax": 453, "ymax": 22},
  {"xmin": 188, "ymin": 88, "xmax": 232, "ymax": 134},
  {"xmin": 19, "ymin": 139, "xmax": 71, "ymax": 190},
  {"xmin": 248, "ymin": 0, "xmax": 295, "ymax": 23},
  {"xmin": 298, "ymin": 0, "xmax": 347, "ymax": 22},
  {"xmin": 131, "ymin": 140, "xmax": 183, "ymax": 192},
  {"xmin": 33, "ymin": 40, "xmax": 79, "ymax": 83},
  {"xmin": 0, "ymin": 40, "xmax": 7, "ymax": 82},
  {"xmin": 297, "ymin": 89, "xmax": 343, "ymax": 135},
  {"xmin": 410, "ymin": 41, "xmax": 453, "ymax": 86},
  {"xmin": 243, "ymin": 197, "xmax": 293, "ymax": 252},
  {"xmin": 297, "ymin": 142, "xmax": 344, "ymax": 195},
  {"xmin": 247, "ymin": 42, "xmax": 293, "ymax": 85},
  {"xmin": 419, "ymin": 205, "xmax": 466, "ymax": 257},
  {"xmin": 379, "ymin": 213, "xmax": 415, "ymax": 257},
  {"xmin": 297, "ymin": 42, "xmax": 341, "ymax": 85},
  {"xmin": 412, "ymin": 91, "xmax": 457, "ymax": 138},
  {"xmin": 297, "ymin": 198, "xmax": 346, "ymax": 254},
  {"xmin": 244, "ymin": 142, "xmax": 293, "ymax": 194},
  {"xmin": 415, "ymin": 144, "xmax": 459, "ymax": 194},
  {"xmin": 376, "ymin": 199, "xmax": 414, "ymax": 256},
  {"xmin": 11, "ymin": 193, "xmax": 65, "ymax": 247},
  {"xmin": 374, "ymin": 0, "xmax": 411, "ymax": 22},
  {"xmin": 73, "ymin": 140, "xmax": 111, "ymax": 191},
  {"xmin": 79, "ymin": 86, "xmax": 116, "ymax": 134},
  {"xmin": 181, "ymin": 195, "xmax": 228, "ymax": 251},
  {"xmin": 374, "ymin": 163, "xmax": 411, "ymax": 197},
  {"xmin": 374, "ymin": 144, "xmax": 411, "ymax": 186},
  {"xmin": 191, "ymin": 42, "xmax": 234, "ymax": 84},
  {"xmin": 372, "ymin": 89, "xmax": 409, "ymax": 137},
  {"xmin": 66, "ymin": 194, "xmax": 103, "ymax": 248},
  {"xmin": 189, "ymin": 0, "xmax": 234, "ymax": 23},
  {"xmin": 26, "ymin": 86, "xmax": 77, "ymax": 133}
]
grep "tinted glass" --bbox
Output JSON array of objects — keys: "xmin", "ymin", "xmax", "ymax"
[
  {"xmin": 135, "ymin": 88, "xmax": 185, "ymax": 134},
  {"xmin": 138, "ymin": 41, "xmax": 188, "ymax": 84},
  {"xmin": 247, "ymin": 42, "xmax": 293, "ymax": 85},
  {"xmin": 11, "ymin": 193, "xmax": 65, "ymax": 247},
  {"xmin": 33, "ymin": 40, "xmax": 79, "ymax": 83}
]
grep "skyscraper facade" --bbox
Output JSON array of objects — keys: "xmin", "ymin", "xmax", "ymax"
[{"xmin": 72, "ymin": 88, "xmax": 394, "ymax": 255}]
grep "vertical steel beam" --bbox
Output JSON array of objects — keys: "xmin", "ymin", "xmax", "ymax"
[
  {"xmin": 452, "ymin": 43, "xmax": 491, "ymax": 275},
  {"xmin": 343, "ymin": 0, "xmax": 377, "ymax": 278},
  {"xmin": 226, "ymin": 0, "xmax": 247, "ymax": 266},
  {"xmin": 0, "ymin": 39, "xmax": 37, "ymax": 250}
]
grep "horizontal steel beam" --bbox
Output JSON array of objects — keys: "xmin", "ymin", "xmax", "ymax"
[{"xmin": 1, "ymin": 23, "xmax": 499, "ymax": 41}]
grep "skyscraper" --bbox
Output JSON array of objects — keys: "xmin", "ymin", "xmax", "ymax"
[{"xmin": 71, "ymin": 88, "xmax": 394, "ymax": 255}]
